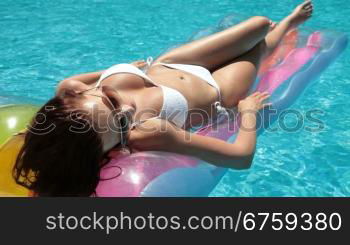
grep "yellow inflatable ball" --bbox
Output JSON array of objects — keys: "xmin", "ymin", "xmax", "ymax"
[
  {"xmin": 0, "ymin": 134, "xmax": 31, "ymax": 196},
  {"xmin": 0, "ymin": 104, "xmax": 39, "ymax": 146},
  {"xmin": 0, "ymin": 104, "xmax": 39, "ymax": 196}
]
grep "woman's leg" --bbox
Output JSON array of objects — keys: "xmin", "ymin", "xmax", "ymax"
[
  {"xmin": 264, "ymin": 0, "xmax": 313, "ymax": 55},
  {"xmin": 212, "ymin": 1, "xmax": 313, "ymax": 107},
  {"xmin": 154, "ymin": 16, "xmax": 271, "ymax": 71},
  {"xmin": 212, "ymin": 42, "xmax": 265, "ymax": 108}
]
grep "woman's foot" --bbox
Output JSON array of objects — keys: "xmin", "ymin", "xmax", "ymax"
[
  {"xmin": 286, "ymin": 0, "xmax": 313, "ymax": 28},
  {"xmin": 263, "ymin": 1, "xmax": 313, "ymax": 58}
]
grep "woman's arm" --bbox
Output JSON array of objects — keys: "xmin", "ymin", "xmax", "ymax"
[
  {"xmin": 130, "ymin": 92, "xmax": 270, "ymax": 169},
  {"xmin": 56, "ymin": 60, "xmax": 147, "ymax": 92},
  {"xmin": 62, "ymin": 71, "xmax": 105, "ymax": 85},
  {"xmin": 177, "ymin": 111, "xmax": 258, "ymax": 169},
  {"xmin": 60, "ymin": 60, "xmax": 147, "ymax": 84}
]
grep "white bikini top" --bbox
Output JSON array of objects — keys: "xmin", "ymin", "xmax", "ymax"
[{"xmin": 95, "ymin": 63, "xmax": 188, "ymax": 128}]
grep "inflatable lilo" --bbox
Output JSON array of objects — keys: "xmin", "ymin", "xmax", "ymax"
[
  {"xmin": 96, "ymin": 29, "xmax": 348, "ymax": 197},
  {"xmin": 0, "ymin": 14, "xmax": 347, "ymax": 197}
]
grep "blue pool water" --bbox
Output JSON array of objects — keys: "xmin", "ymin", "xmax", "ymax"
[{"xmin": 0, "ymin": 0, "xmax": 349, "ymax": 196}]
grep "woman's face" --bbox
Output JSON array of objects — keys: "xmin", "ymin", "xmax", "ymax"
[{"xmin": 64, "ymin": 81, "xmax": 136, "ymax": 152}]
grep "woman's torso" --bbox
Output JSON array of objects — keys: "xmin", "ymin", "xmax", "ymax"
[{"xmin": 92, "ymin": 64, "xmax": 219, "ymax": 128}]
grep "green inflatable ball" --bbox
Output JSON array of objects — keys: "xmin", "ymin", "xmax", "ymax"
[{"xmin": 0, "ymin": 104, "xmax": 39, "ymax": 146}]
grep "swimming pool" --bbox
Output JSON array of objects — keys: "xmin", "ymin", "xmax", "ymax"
[{"xmin": 0, "ymin": 0, "xmax": 349, "ymax": 197}]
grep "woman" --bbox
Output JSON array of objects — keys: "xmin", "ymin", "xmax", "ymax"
[{"xmin": 14, "ymin": 1, "xmax": 313, "ymax": 196}]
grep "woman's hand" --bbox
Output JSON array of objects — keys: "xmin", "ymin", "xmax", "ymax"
[
  {"xmin": 131, "ymin": 60, "xmax": 148, "ymax": 69},
  {"xmin": 238, "ymin": 91, "xmax": 271, "ymax": 113}
]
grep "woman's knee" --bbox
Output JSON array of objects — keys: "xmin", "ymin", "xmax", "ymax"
[
  {"xmin": 250, "ymin": 16, "xmax": 270, "ymax": 27},
  {"xmin": 247, "ymin": 16, "xmax": 270, "ymax": 33}
]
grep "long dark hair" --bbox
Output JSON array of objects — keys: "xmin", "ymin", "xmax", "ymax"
[{"xmin": 13, "ymin": 91, "xmax": 108, "ymax": 196}]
